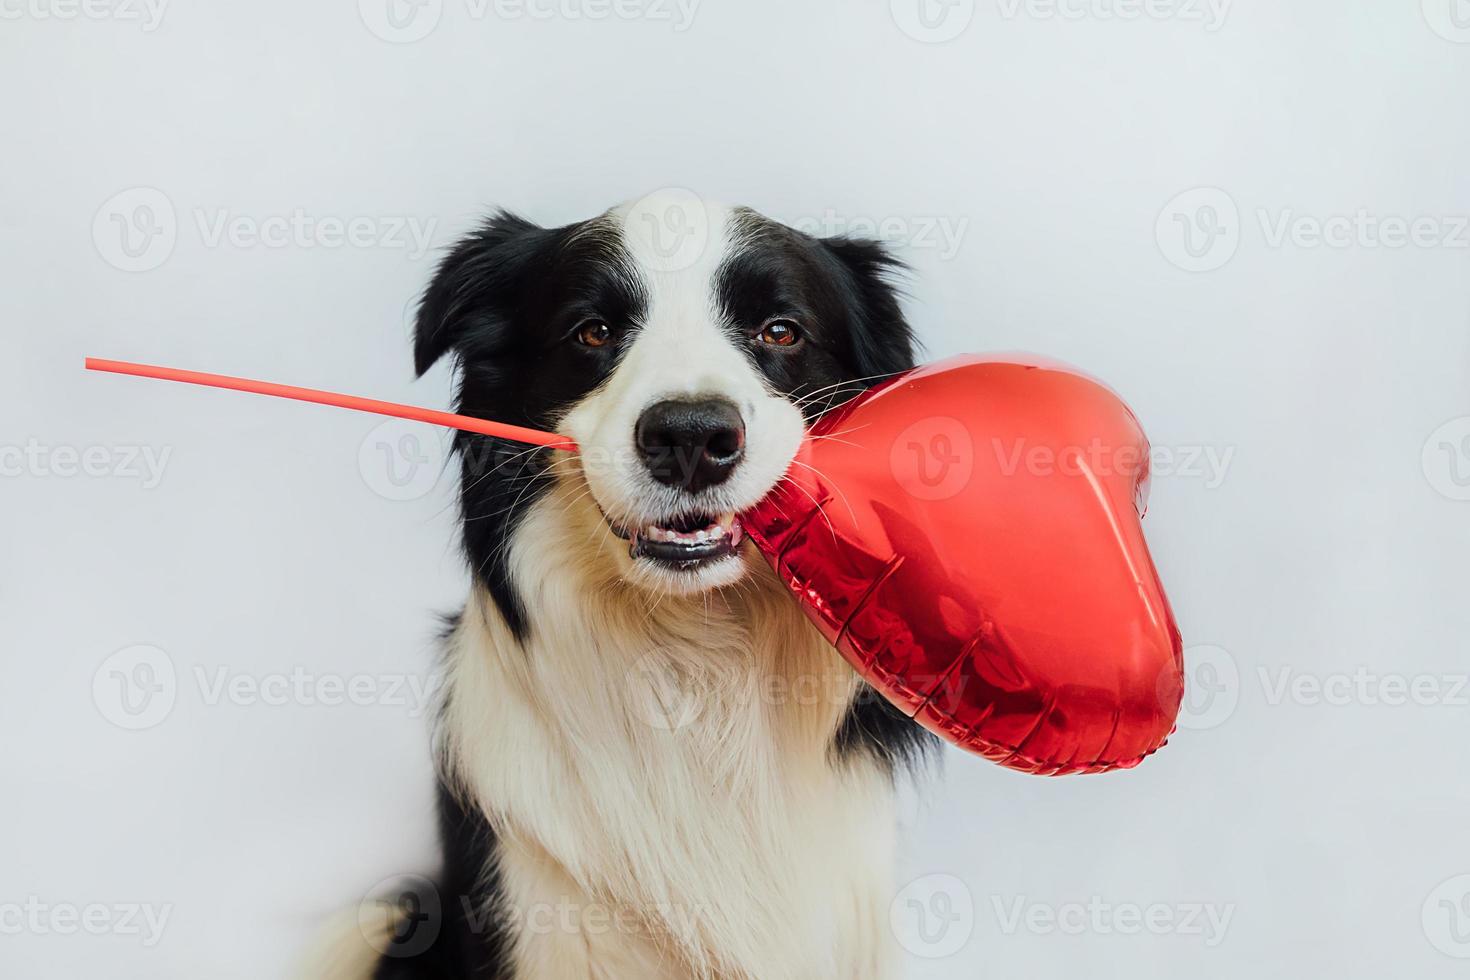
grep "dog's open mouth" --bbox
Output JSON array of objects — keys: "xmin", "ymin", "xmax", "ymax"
[{"xmin": 609, "ymin": 512, "xmax": 744, "ymax": 570}]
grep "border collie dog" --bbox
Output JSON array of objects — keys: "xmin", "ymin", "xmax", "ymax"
[{"xmin": 359, "ymin": 193, "xmax": 935, "ymax": 980}]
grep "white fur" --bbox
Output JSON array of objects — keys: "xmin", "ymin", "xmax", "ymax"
[
  {"xmin": 327, "ymin": 195, "xmax": 902, "ymax": 979},
  {"xmin": 442, "ymin": 485, "xmax": 897, "ymax": 979},
  {"xmin": 560, "ymin": 196, "xmax": 807, "ymax": 595}
]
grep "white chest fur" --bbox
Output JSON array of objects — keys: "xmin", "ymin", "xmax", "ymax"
[{"xmin": 439, "ymin": 487, "xmax": 899, "ymax": 979}]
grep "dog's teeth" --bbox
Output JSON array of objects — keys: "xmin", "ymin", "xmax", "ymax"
[{"xmin": 633, "ymin": 516, "xmax": 747, "ymax": 549}]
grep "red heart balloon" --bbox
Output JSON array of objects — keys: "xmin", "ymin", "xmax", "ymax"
[
  {"xmin": 84, "ymin": 355, "xmax": 1183, "ymax": 774},
  {"xmin": 743, "ymin": 355, "xmax": 1184, "ymax": 775}
]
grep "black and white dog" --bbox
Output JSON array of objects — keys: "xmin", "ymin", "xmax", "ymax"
[{"xmin": 333, "ymin": 193, "xmax": 935, "ymax": 980}]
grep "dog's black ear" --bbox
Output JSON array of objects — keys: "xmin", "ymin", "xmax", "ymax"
[
  {"xmin": 820, "ymin": 237, "xmax": 919, "ymax": 377},
  {"xmin": 414, "ymin": 210, "xmax": 547, "ymax": 377}
]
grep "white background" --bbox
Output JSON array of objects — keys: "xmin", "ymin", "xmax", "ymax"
[{"xmin": 3, "ymin": 1, "xmax": 1469, "ymax": 976}]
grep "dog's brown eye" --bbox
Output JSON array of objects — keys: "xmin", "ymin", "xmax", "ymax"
[
  {"xmin": 576, "ymin": 320, "xmax": 612, "ymax": 348},
  {"xmin": 758, "ymin": 319, "xmax": 801, "ymax": 347}
]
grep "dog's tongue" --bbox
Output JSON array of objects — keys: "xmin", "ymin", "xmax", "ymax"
[{"xmin": 741, "ymin": 355, "xmax": 1184, "ymax": 776}]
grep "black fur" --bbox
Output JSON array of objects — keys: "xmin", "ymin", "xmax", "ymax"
[
  {"xmin": 413, "ymin": 210, "xmax": 646, "ymax": 640},
  {"xmin": 397, "ymin": 203, "xmax": 937, "ymax": 978},
  {"xmin": 835, "ymin": 685, "xmax": 940, "ymax": 774},
  {"xmin": 371, "ymin": 783, "xmax": 511, "ymax": 980},
  {"xmin": 717, "ymin": 210, "xmax": 917, "ymax": 419},
  {"xmin": 713, "ymin": 210, "xmax": 936, "ymax": 773}
]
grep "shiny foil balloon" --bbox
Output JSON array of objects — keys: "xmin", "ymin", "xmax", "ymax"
[
  {"xmin": 86, "ymin": 355, "xmax": 1183, "ymax": 774},
  {"xmin": 743, "ymin": 355, "xmax": 1184, "ymax": 775}
]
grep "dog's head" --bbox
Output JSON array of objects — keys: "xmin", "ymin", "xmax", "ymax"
[{"xmin": 415, "ymin": 193, "xmax": 915, "ymax": 635}]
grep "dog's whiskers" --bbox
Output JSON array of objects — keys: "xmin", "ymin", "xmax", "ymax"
[{"xmin": 788, "ymin": 458, "xmax": 859, "ymax": 526}]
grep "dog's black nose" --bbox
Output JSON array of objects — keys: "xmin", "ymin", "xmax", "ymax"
[{"xmin": 635, "ymin": 398, "xmax": 745, "ymax": 493}]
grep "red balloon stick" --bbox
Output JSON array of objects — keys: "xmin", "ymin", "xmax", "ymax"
[{"xmin": 83, "ymin": 358, "xmax": 578, "ymax": 452}]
